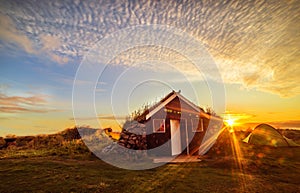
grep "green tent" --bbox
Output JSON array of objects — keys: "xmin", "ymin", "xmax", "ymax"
[{"xmin": 243, "ymin": 124, "xmax": 299, "ymax": 147}]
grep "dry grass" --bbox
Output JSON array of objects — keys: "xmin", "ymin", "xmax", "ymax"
[{"xmin": 0, "ymin": 128, "xmax": 300, "ymax": 192}]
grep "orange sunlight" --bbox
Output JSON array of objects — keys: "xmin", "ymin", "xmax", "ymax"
[
  {"xmin": 226, "ymin": 119, "xmax": 235, "ymax": 127},
  {"xmin": 223, "ymin": 123, "xmax": 254, "ymax": 192},
  {"xmin": 224, "ymin": 117, "xmax": 237, "ymax": 133}
]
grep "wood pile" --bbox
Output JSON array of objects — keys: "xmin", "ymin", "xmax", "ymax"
[{"xmin": 117, "ymin": 122, "xmax": 147, "ymax": 150}]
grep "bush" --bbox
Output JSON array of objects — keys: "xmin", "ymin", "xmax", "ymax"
[{"xmin": 0, "ymin": 137, "xmax": 6, "ymax": 149}]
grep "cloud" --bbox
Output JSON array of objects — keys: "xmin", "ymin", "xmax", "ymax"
[
  {"xmin": 0, "ymin": 93, "xmax": 46, "ymax": 106},
  {"xmin": 0, "ymin": 0, "xmax": 299, "ymax": 96},
  {"xmin": 0, "ymin": 14, "xmax": 36, "ymax": 54},
  {"xmin": 0, "ymin": 92, "xmax": 56, "ymax": 113},
  {"xmin": 97, "ymin": 114, "xmax": 127, "ymax": 120},
  {"xmin": 0, "ymin": 116, "xmax": 11, "ymax": 120},
  {"xmin": 0, "ymin": 13, "xmax": 69, "ymax": 64},
  {"xmin": 49, "ymin": 53, "xmax": 69, "ymax": 64},
  {"xmin": 39, "ymin": 34, "xmax": 69, "ymax": 64},
  {"xmin": 40, "ymin": 34, "xmax": 61, "ymax": 51},
  {"xmin": 244, "ymin": 120, "xmax": 300, "ymax": 129},
  {"xmin": 274, "ymin": 120, "xmax": 300, "ymax": 128},
  {"xmin": 0, "ymin": 106, "xmax": 50, "ymax": 113},
  {"xmin": 223, "ymin": 111, "xmax": 256, "ymax": 122},
  {"xmin": 70, "ymin": 114, "xmax": 127, "ymax": 121},
  {"xmin": 60, "ymin": 76, "xmax": 106, "ymax": 86}
]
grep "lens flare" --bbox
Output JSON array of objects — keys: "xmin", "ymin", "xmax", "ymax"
[{"xmin": 225, "ymin": 118, "xmax": 235, "ymax": 127}]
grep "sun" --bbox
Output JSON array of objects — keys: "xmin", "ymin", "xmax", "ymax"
[{"xmin": 225, "ymin": 118, "xmax": 235, "ymax": 127}]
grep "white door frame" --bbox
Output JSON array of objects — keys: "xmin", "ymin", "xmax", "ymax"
[
  {"xmin": 170, "ymin": 119, "xmax": 181, "ymax": 156},
  {"xmin": 181, "ymin": 118, "xmax": 189, "ymax": 155}
]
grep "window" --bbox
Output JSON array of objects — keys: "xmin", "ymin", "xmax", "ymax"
[
  {"xmin": 153, "ymin": 119, "xmax": 165, "ymax": 133},
  {"xmin": 192, "ymin": 118, "xmax": 204, "ymax": 132}
]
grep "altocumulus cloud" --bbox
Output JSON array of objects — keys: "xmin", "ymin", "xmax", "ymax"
[{"xmin": 0, "ymin": 0, "xmax": 299, "ymax": 97}]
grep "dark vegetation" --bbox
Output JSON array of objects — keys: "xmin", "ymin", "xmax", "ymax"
[
  {"xmin": 0, "ymin": 127, "xmax": 105, "ymax": 159},
  {"xmin": 0, "ymin": 128, "xmax": 300, "ymax": 192},
  {"xmin": 279, "ymin": 129, "xmax": 300, "ymax": 142}
]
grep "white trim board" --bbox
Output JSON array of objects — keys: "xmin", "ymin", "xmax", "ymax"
[{"xmin": 145, "ymin": 92, "xmax": 201, "ymax": 120}]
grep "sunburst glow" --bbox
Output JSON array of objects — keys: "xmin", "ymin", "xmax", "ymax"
[{"xmin": 226, "ymin": 119, "xmax": 235, "ymax": 127}]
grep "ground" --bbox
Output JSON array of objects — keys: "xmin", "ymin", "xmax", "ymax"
[
  {"xmin": 0, "ymin": 130, "xmax": 300, "ymax": 192},
  {"xmin": 1, "ymin": 147, "xmax": 300, "ymax": 192}
]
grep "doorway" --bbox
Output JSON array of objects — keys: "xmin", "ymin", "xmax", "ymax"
[{"xmin": 170, "ymin": 119, "xmax": 181, "ymax": 156}]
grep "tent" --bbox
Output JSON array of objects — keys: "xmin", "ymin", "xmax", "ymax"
[{"xmin": 243, "ymin": 124, "xmax": 299, "ymax": 147}]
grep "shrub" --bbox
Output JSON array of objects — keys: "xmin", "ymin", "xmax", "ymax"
[{"xmin": 0, "ymin": 137, "xmax": 6, "ymax": 149}]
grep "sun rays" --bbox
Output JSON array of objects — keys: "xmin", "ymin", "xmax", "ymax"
[
  {"xmin": 225, "ymin": 118, "xmax": 235, "ymax": 127},
  {"xmin": 222, "ymin": 120, "xmax": 255, "ymax": 192}
]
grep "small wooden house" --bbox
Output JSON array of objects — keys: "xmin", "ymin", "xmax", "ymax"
[{"xmin": 136, "ymin": 90, "xmax": 223, "ymax": 156}]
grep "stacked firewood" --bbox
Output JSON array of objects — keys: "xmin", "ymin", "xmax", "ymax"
[{"xmin": 118, "ymin": 122, "xmax": 147, "ymax": 150}]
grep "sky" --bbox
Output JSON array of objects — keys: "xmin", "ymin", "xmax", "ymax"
[{"xmin": 0, "ymin": 0, "xmax": 299, "ymax": 136}]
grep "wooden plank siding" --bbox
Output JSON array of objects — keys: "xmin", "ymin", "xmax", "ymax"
[{"xmin": 145, "ymin": 96, "xmax": 210, "ymax": 156}]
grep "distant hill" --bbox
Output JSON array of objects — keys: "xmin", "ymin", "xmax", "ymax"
[
  {"xmin": 0, "ymin": 127, "xmax": 101, "ymax": 150},
  {"xmin": 58, "ymin": 127, "xmax": 99, "ymax": 140}
]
